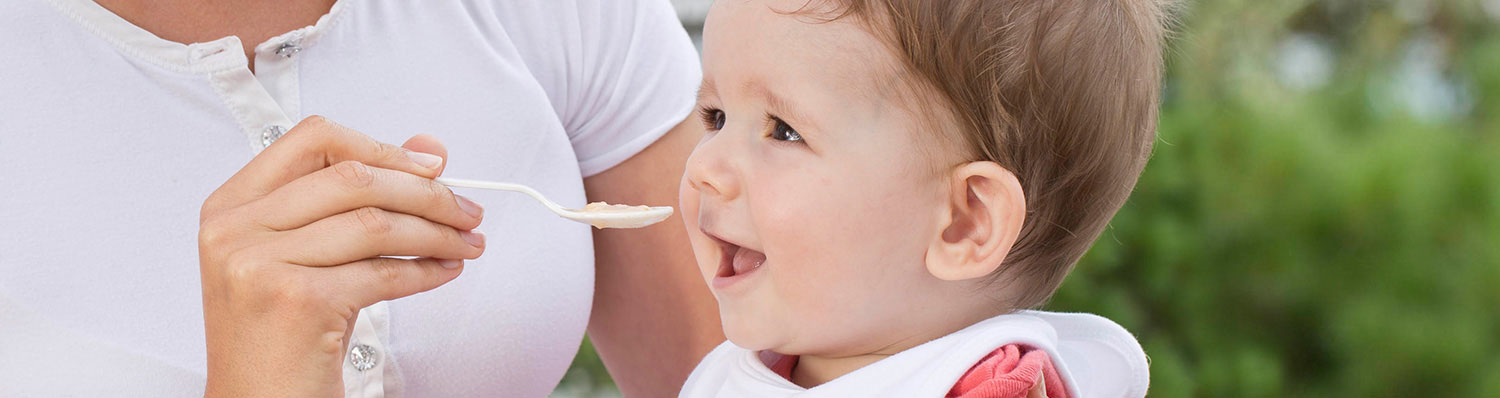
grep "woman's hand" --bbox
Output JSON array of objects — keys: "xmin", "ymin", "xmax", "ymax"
[{"xmin": 197, "ymin": 116, "xmax": 486, "ymax": 397}]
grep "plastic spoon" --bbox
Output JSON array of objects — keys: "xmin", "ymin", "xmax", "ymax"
[{"xmin": 435, "ymin": 177, "xmax": 674, "ymax": 229}]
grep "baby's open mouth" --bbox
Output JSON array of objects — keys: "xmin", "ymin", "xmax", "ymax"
[{"xmin": 709, "ymin": 233, "xmax": 765, "ymax": 278}]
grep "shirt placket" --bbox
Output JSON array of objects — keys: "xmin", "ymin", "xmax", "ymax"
[
  {"xmin": 344, "ymin": 302, "xmax": 392, "ymax": 398},
  {"xmin": 250, "ymin": 31, "xmax": 305, "ymax": 143},
  {"xmin": 194, "ymin": 37, "xmax": 290, "ymax": 154},
  {"xmin": 196, "ymin": 25, "xmax": 395, "ymax": 398}
]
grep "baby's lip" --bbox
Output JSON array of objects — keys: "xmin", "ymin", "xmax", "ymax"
[
  {"xmin": 701, "ymin": 227, "xmax": 747, "ymax": 253},
  {"xmin": 697, "ymin": 215, "xmax": 758, "ymax": 253}
]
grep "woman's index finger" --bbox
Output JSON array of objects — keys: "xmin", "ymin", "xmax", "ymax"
[{"xmin": 207, "ymin": 116, "xmax": 447, "ymax": 211}]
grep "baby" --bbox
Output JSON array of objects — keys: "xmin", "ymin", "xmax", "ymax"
[{"xmin": 676, "ymin": 0, "xmax": 1170, "ymax": 397}]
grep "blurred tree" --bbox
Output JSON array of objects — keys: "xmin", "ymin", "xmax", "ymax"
[{"xmin": 1049, "ymin": 1, "xmax": 1500, "ymax": 396}]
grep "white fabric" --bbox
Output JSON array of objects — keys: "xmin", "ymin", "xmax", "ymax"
[
  {"xmin": 0, "ymin": 0, "xmax": 701, "ymax": 396},
  {"xmin": 680, "ymin": 311, "xmax": 1151, "ymax": 398}
]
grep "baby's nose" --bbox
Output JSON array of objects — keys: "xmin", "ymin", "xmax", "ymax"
[{"xmin": 684, "ymin": 135, "xmax": 740, "ymax": 200}]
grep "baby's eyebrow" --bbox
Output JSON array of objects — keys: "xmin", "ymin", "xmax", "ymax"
[
  {"xmin": 697, "ymin": 79, "xmax": 718, "ymax": 104},
  {"xmin": 698, "ymin": 77, "xmax": 825, "ymax": 133},
  {"xmin": 742, "ymin": 79, "xmax": 821, "ymax": 133}
]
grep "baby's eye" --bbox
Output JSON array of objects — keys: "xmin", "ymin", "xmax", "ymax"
[
  {"xmin": 770, "ymin": 118, "xmax": 803, "ymax": 142},
  {"xmin": 699, "ymin": 107, "xmax": 727, "ymax": 131}
]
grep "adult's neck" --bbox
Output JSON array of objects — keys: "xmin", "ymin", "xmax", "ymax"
[{"xmin": 92, "ymin": 0, "xmax": 335, "ymax": 72}]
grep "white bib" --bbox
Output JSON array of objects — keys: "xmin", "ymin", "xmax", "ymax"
[{"xmin": 680, "ymin": 311, "xmax": 1150, "ymax": 398}]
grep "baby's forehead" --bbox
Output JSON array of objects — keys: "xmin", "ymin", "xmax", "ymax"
[{"xmin": 701, "ymin": 1, "xmax": 911, "ymax": 115}]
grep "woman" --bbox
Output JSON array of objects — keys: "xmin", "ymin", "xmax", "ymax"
[{"xmin": 0, "ymin": 0, "xmax": 722, "ymax": 396}]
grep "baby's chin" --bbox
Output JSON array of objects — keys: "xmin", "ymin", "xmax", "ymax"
[{"xmin": 719, "ymin": 310, "xmax": 790, "ymax": 352}]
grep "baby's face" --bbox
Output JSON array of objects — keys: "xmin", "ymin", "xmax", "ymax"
[{"xmin": 681, "ymin": 0, "xmax": 957, "ymax": 356}]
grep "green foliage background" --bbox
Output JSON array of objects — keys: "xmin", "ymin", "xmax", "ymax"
[{"xmin": 559, "ymin": 1, "xmax": 1500, "ymax": 396}]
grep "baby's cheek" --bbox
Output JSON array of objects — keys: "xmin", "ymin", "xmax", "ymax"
[
  {"xmin": 677, "ymin": 172, "xmax": 698, "ymax": 216},
  {"xmin": 768, "ymin": 229, "xmax": 865, "ymax": 318}
]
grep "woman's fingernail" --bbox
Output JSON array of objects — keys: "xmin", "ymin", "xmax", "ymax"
[
  {"xmin": 456, "ymin": 195, "xmax": 484, "ymax": 218},
  {"xmin": 461, "ymin": 230, "xmax": 485, "ymax": 248},
  {"xmin": 439, "ymin": 259, "xmax": 463, "ymax": 269},
  {"xmin": 406, "ymin": 151, "xmax": 444, "ymax": 170}
]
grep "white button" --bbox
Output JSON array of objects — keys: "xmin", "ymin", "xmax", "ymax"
[
  {"xmin": 349, "ymin": 343, "xmax": 379, "ymax": 371},
  {"xmin": 275, "ymin": 42, "xmax": 302, "ymax": 58},
  {"xmin": 262, "ymin": 125, "xmax": 287, "ymax": 147}
]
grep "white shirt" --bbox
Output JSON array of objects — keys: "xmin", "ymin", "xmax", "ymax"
[
  {"xmin": 0, "ymin": 0, "xmax": 701, "ymax": 396},
  {"xmin": 680, "ymin": 311, "xmax": 1151, "ymax": 398}
]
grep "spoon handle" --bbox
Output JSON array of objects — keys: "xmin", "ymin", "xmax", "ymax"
[{"xmin": 434, "ymin": 177, "xmax": 562, "ymax": 212}]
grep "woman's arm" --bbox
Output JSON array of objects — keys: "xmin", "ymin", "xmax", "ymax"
[{"xmin": 584, "ymin": 117, "xmax": 725, "ymax": 397}]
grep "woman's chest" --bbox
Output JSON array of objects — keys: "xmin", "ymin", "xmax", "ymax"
[{"xmin": 0, "ymin": 5, "xmax": 596, "ymax": 393}]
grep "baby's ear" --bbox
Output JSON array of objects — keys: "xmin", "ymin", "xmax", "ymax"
[{"xmin": 924, "ymin": 161, "xmax": 1026, "ymax": 281}]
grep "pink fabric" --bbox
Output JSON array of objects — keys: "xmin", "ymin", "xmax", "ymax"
[
  {"xmin": 769, "ymin": 353, "xmax": 799, "ymax": 380},
  {"xmin": 767, "ymin": 344, "xmax": 1068, "ymax": 398},
  {"xmin": 946, "ymin": 344, "xmax": 1069, "ymax": 398}
]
